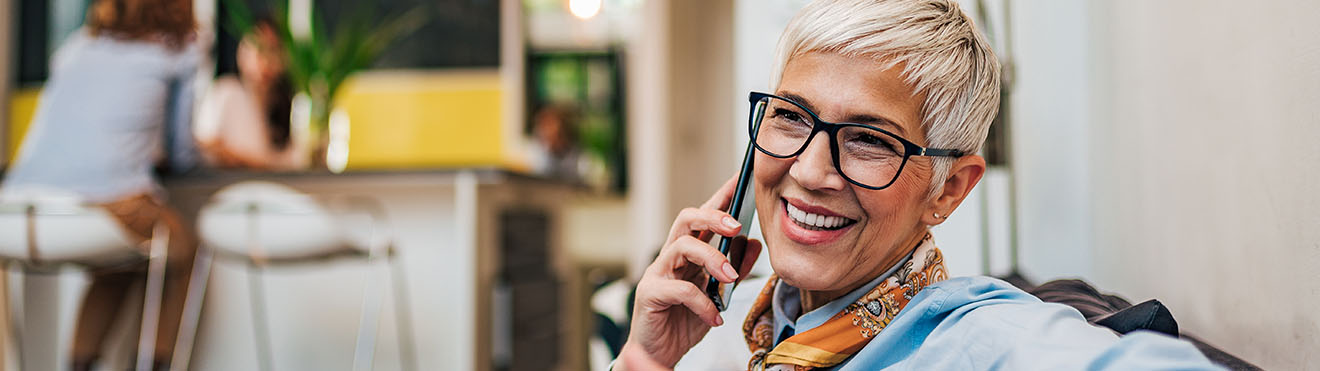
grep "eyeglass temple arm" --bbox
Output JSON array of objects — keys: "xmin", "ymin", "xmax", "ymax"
[{"xmin": 918, "ymin": 148, "xmax": 965, "ymax": 157}]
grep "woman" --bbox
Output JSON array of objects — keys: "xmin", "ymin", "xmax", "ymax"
[
  {"xmin": 0, "ymin": 0, "xmax": 199, "ymax": 369},
  {"xmin": 195, "ymin": 16, "xmax": 304, "ymax": 170},
  {"xmin": 617, "ymin": 0, "xmax": 1220, "ymax": 370}
]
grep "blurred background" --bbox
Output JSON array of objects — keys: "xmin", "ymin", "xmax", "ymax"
[{"xmin": 0, "ymin": 0, "xmax": 1317, "ymax": 370}]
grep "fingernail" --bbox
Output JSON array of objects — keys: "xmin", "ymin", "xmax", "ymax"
[
  {"xmin": 722, "ymin": 262, "xmax": 739, "ymax": 281},
  {"xmin": 723, "ymin": 216, "xmax": 740, "ymax": 229}
]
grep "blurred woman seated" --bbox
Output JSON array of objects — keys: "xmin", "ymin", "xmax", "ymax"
[
  {"xmin": 0, "ymin": 0, "xmax": 201, "ymax": 368},
  {"xmin": 194, "ymin": 16, "xmax": 305, "ymax": 170}
]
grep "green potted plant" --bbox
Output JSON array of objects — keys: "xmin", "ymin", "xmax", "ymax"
[{"xmin": 224, "ymin": 0, "xmax": 427, "ymax": 169}]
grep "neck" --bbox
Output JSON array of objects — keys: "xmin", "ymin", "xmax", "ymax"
[{"xmin": 799, "ymin": 228, "xmax": 928, "ymax": 314}]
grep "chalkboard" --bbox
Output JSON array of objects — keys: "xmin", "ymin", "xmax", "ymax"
[
  {"xmin": 216, "ymin": 0, "xmax": 501, "ymax": 76},
  {"xmin": 15, "ymin": 0, "xmax": 50, "ymax": 84},
  {"xmin": 317, "ymin": 0, "xmax": 501, "ymax": 69}
]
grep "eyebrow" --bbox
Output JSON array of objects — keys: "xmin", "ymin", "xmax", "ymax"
[{"xmin": 777, "ymin": 91, "xmax": 909, "ymax": 136}]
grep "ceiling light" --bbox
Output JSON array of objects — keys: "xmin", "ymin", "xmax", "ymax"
[{"xmin": 569, "ymin": 0, "xmax": 602, "ymax": 20}]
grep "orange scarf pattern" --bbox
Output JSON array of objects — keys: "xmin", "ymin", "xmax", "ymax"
[{"xmin": 742, "ymin": 237, "xmax": 947, "ymax": 371}]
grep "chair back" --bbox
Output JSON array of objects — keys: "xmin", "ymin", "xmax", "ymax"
[{"xmin": 198, "ymin": 181, "xmax": 349, "ymax": 262}]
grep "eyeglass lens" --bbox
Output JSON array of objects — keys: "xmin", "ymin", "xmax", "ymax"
[{"xmin": 753, "ymin": 96, "xmax": 907, "ymax": 188}]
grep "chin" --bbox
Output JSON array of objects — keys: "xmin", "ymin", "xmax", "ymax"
[
  {"xmin": 763, "ymin": 236, "xmax": 849, "ymax": 292},
  {"xmin": 760, "ymin": 204, "xmax": 862, "ymax": 292}
]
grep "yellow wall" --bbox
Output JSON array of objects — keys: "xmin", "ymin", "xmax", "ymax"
[
  {"xmin": 7, "ymin": 87, "xmax": 40, "ymax": 163},
  {"xmin": 337, "ymin": 70, "xmax": 507, "ymax": 170},
  {"xmin": 5, "ymin": 70, "xmax": 509, "ymax": 169}
]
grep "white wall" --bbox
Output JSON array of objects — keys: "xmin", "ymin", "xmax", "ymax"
[
  {"xmin": 1008, "ymin": 0, "xmax": 1096, "ymax": 281},
  {"xmin": 1010, "ymin": 0, "xmax": 1320, "ymax": 368},
  {"xmin": 626, "ymin": 0, "xmax": 740, "ymax": 277},
  {"xmin": 625, "ymin": 0, "xmax": 672, "ymax": 276}
]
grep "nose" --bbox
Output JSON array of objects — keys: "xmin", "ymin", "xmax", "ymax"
[{"xmin": 788, "ymin": 132, "xmax": 847, "ymax": 191}]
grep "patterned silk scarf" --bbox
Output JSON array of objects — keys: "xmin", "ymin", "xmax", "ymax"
[{"xmin": 742, "ymin": 236, "xmax": 948, "ymax": 371}]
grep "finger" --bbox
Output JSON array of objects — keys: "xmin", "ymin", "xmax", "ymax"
[
  {"xmin": 665, "ymin": 207, "xmax": 742, "ymax": 245},
  {"xmin": 735, "ymin": 238, "xmax": 762, "ymax": 282},
  {"xmin": 645, "ymin": 279, "xmax": 723, "ymax": 327},
  {"xmin": 694, "ymin": 229, "xmax": 714, "ymax": 243},
  {"xmin": 661, "ymin": 235, "xmax": 739, "ymax": 283},
  {"xmin": 699, "ymin": 174, "xmax": 741, "ymax": 211}
]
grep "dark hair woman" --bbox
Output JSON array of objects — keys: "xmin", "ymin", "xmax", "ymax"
[{"xmin": 195, "ymin": 16, "xmax": 305, "ymax": 170}]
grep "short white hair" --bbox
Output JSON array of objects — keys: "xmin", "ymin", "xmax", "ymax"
[{"xmin": 771, "ymin": 0, "xmax": 1001, "ymax": 196}]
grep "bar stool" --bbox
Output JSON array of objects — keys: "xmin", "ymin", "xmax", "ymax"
[
  {"xmin": 0, "ymin": 189, "xmax": 185, "ymax": 371},
  {"xmin": 196, "ymin": 181, "xmax": 416, "ymax": 371}
]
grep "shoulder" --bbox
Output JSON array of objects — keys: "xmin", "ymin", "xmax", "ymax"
[
  {"xmin": 107, "ymin": 35, "xmax": 202, "ymax": 71},
  {"xmin": 49, "ymin": 30, "xmax": 93, "ymax": 72},
  {"xmin": 195, "ymin": 77, "xmax": 259, "ymax": 143},
  {"xmin": 203, "ymin": 77, "xmax": 258, "ymax": 114},
  {"xmin": 843, "ymin": 276, "xmax": 1221, "ymax": 370},
  {"xmin": 916, "ymin": 276, "xmax": 1122, "ymax": 348},
  {"xmin": 892, "ymin": 275, "xmax": 1046, "ymax": 323},
  {"xmin": 206, "ymin": 77, "xmax": 246, "ymax": 101},
  {"xmin": 921, "ymin": 275, "xmax": 1037, "ymax": 306}
]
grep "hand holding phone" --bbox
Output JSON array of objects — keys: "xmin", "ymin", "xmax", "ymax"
[
  {"xmin": 705, "ymin": 140, "xmax": 758, "ymax": 312},
  {"xmin": 619, "ymin": 157, "xmax": 763, "ymax": 368}
]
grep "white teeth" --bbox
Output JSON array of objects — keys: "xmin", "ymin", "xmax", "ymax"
[{"xmin": 786, "ymin": 203, "xmax": 852, "ymax": 229}]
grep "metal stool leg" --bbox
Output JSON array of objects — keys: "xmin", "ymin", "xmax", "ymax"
[
  {"xmin": 350, "ymin": 202, "xmax": 394, "ymax": 371},
  {"xmin": 136, "ymin": 222, "xmax": 169, "ymax": 371},
  {"xmin": 170, "ymin": 246, "xmax": 214, "ymax": 371},
  {"xmin": 389, "ymin": 250, "xmax": 417, "ymax": 371},
  {"xmin": 350, "ymin": 253, "xmax": 387, "ymax": 371},
  {"xmin": 4, "ymin": 264, "xmax": 25, "ymax": 371},
  {"xmin": 244, "ymin": 202, "xmax": 274, "ymax": 371},
  {"xmin": 247, "ymin": 263, "xmax": 274, "ymax": 371}
]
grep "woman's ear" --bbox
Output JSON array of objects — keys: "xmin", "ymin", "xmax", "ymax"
[{"xmin": 921, "ymin": 154, "xmax": 986, "ymax": 226}]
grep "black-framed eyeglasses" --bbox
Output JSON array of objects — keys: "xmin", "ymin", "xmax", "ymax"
[{"xmin": 747, "ymin": 91, "xmax": 965, "ymax": 190}]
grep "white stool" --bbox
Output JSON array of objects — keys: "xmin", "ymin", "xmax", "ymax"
[
  {"xmin": 0, "ymin": 190, "xmax": 187, "ymax": 371},
  {"xmin": 196, "ymin": 181, "xmax": 416, "ymax": 371}
]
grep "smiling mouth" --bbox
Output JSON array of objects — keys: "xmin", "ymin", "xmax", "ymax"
[{"xmin": 784, "ymin": 199, "xmax": 857, "ymax": 231}]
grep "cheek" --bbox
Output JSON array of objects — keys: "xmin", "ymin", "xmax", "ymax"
[
  {"xmin": 760, "ymin": 151, "xmax": 786, "ymax": 183},
  {"xmin": 856, "ymin": 163, "xmax": 932, "ymax": 233},
  {"xmin": 753, "ymin": 154, "xmax": 792, "ymax": 207},
  {"xmin": 752, "ymin": 153, "xmax": 789, "ymax": 196},
  {"xmin": 753, "ymin": 153, "xmax": 789, "ymax": 236}
]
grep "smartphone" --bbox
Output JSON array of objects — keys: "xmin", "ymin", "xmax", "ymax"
[{"xmin": 704, "ymin": 139, "xmax": 757, "ymax": 312}]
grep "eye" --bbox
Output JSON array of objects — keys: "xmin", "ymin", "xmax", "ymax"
[
  {"xmin": 771, "ymin": 108, "xmax": 809, "ymax": 125},
  {"xmin": 845, "ymin": 132, "xmax": 900, "ymax": 156},
  {"xmin": 855, "ymin": 133, "xmax": 891, "ymax": 149}
]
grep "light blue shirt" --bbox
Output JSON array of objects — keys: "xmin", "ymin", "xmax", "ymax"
[
  {"xmin": 767, "ymin": 275, "xmax": 1224, "ymax": 370},
  {"xmin": 3, "ymin": 29, "xmax": 200, "ymax": 202}
]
